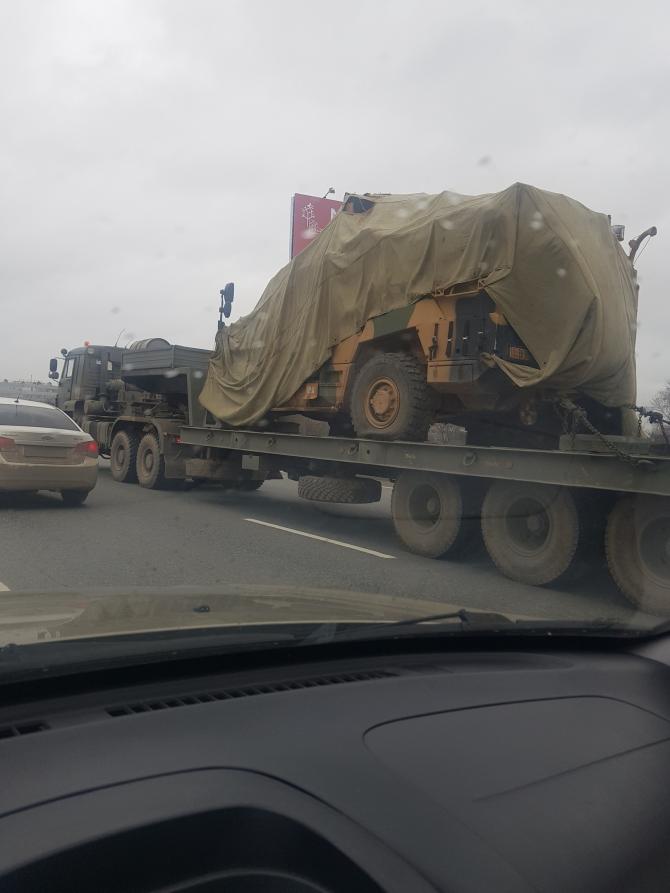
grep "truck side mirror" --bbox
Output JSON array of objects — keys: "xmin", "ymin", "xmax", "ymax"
[
  {"xmin": 219, "ymin": 282, "xmax": 235, "ymax": 328},
  {"xmin": 49, "ymin": 358, "xmax": 58, "ymax": 373}
]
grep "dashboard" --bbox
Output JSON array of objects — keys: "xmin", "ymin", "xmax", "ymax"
[{"xmin": 1, "ymin": 639, "xmax": 670, "ymax": 892}]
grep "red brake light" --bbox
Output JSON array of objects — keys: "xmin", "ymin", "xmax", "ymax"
[
  {"xmin": 74, "ymin": 440, "xmax": 98, "ymax": 458},
  {"xmin": 0, "ymin": 436, "xmax": 16, "ymax": 451}
]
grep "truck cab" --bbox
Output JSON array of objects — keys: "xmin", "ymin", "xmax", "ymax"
[{"xmin": 50, "ymin": 345, "xmax": 124, "ymax": 421}]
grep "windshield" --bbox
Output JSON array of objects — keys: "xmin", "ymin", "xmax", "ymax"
[
  {"xmin": 0, "ymin": 1, "xmax": 668, "ymax": 677},
  {"xmin": 0, "ymin": 404, "xmax": 80, "ymax": 431}
]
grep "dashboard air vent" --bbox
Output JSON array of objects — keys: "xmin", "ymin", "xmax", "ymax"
[
  {"xmin": 106, "ymin": 669, "xmax": 396, "ymax": 718},
  {"xmin": 0, "ymin": 721, "xmax": 50, "ymax": 740}
]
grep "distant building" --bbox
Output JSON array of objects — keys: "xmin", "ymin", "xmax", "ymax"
[{"xmin": 0, "ymin": 380, "xmax": 58, "ymax": 404}]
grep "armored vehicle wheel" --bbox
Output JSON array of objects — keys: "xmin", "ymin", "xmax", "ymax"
[{"xmin": 110, "ymin": 430, "xmax": 139, "ymax": 483}]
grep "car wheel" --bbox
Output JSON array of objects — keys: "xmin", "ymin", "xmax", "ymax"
[{"xmin": 61, "ymin": 490, "xmax": 89, "ymax": 507}]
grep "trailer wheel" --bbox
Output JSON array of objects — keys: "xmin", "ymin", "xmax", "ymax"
[
  {"xmin": 298, "ymin": 475, "xmax": 381, "ymax": 504},
  {"xmin": 136, "ymin": 433, "xmax": 168, "ymax": 490},
  {"xmin": 481, "ymin": 481, "xmax": 580, "ymax": 585},
  {"xmin": 350, "ymin": 353, "xmax": 434, "ymax": 441},
  {"xmin": 110, "ymin": 430, "xmax": 139, "ymax": 483},
  {"xmin": 606, "ymin": 495, "xmax": 670, "ymax": 615},
  {"xmin": 391, "ymin": 471, "xmax": 478, "ymax": 558}
]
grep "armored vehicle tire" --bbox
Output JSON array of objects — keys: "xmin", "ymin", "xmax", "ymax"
[
  {"xmin": 110, "ymin": 430, "xmax": 139, "ymax": 483},
  {"xmin": 392, "ymin": 471, "xmax": 479, "ymax": 558},
  {"xmin": 481, "ymin": 481, "xmax": 580, "ymax": 585},
  {"xmin": 298, "ymin": 475, "xmax": 381, "ymax": 504},
  {"xmin": 136, "ymin": 433, "xmax": 168, "ymax": 490},
  {"xmin": 350, "ymin": 353, "xmax": 434, "ymax": 441},
  {"xmin": 606, "ymin": 495, "xmax": 670, "ymax": 616}
]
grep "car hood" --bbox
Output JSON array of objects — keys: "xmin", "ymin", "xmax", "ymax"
[{"xmin": 0, "ymin": 584, "xmax": 489, "ymax": 646}]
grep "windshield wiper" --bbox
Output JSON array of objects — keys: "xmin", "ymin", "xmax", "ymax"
[
  {"xmin": 310, "ymin": 610, "xmax": 648, "ymax": 645},
  {"xmin": 305, "ymin": 608, "xmax": 518, "ymax": 645}
]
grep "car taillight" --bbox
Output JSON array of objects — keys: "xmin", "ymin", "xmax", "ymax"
[
  {"xmin": 0, "ymin": 436, "xmax": 16, "ymax": 451},
  {"xmin": 74, "ymin": 440, "xmax": 99, "ymax": 458}
]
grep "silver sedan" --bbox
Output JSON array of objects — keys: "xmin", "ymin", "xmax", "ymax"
[{"xmin": 0, "ymin": 398, "xmax": 98, "ymax": 505}]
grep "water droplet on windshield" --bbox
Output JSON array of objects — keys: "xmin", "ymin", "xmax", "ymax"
[
  {"xmin": 395, "ymin": 208, "xmax": 409, "ymax": 218},
  {"xmin": 556, "ymin": 267, "xmax": 567, "ymax": 278},
  {"xmin": 477, "ymin": 155, "xmax": 492, "ymax": 166},
  {"xmin": 110, "ymin": 306, "xmax": 120, "ymax": 315}
]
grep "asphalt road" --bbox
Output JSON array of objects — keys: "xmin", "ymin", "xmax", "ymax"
[{"xmin": 0, "ymin": 463, "xmax": 637, "ymax": 623}]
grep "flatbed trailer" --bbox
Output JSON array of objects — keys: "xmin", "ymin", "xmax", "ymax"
[
  {"xmin": 178, "ymin": 423, "xmax": 670, "ymax": 617},
  {"xmin": 53, "ymin": 341, "xmax": 670, "ymax": 615}
]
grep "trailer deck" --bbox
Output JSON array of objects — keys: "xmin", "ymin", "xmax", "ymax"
[{"xmin": 179, "ymin": 427, "xmax": 670, "ymax": 498}]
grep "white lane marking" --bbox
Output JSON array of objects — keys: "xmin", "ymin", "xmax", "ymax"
[
  {"xmin": 244, "ymin": 518, "xmax": 396, "ymax": 560},
  {"xmin": 0, "ymin": 582, "xmax": 9, "ymax": 592}
]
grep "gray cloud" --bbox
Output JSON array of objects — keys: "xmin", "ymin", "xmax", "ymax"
[{"xmin": 0, "ymin": 0, "xmax": 668, "ymax": 400}]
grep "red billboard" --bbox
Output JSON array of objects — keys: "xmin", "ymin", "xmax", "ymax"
[{"xmin": 290, "ymin": 193, "xmax": 342, "ymax": 258}]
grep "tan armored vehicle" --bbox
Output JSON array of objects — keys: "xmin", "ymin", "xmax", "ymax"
[{"xmin": 201, "ymin": 184, "xmax": 651, "ymax": 446}]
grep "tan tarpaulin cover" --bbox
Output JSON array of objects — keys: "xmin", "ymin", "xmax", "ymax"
[{"xmin": 200, "ymin": 183, "xmax": 638, "ymax": 426}]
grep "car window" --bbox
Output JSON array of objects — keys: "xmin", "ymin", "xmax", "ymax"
[{"xmin": 0, "ymin": 404, "xmax": 80, "ymax": 431}]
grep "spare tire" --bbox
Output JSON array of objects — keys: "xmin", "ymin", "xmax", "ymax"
[{"xmin": 298, "ymin": 475, "xmax": 381, "ymax": 504}]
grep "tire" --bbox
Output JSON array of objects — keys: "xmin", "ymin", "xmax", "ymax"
[
  {"xmin": 606, "ymin": 495, "xmax": 670, "ymax": 615},
  {"xmin": 61, "ymin": 490, "xmax": 89, "ymax": 507},
  {"xmin": 298, "ymin": 475, "xmax": 381, "ymax": 504},
  {"xmin": 350, "ymin": 352, "xmax": 434, "ymax": 441},
  {"xmin": 136, "ymin": 432, "xmax": 168, "ymax": 490},
  {"xmin": 391, "ymin": 471, "xmax": 479, "ymax": 558},
  {"xmin": 481, "ymin": 481, "xmax": 580, "ymax": 585},
  {"xmin": 110, "ymin": 430, "xmax": 139, "ymax": 483}
]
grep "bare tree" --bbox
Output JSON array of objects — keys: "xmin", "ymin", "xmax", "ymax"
[{"xmin": 651, "ymin": 382, "xmax": 670, "ymax": 420}]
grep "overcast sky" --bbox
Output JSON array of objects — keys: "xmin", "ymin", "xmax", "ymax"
[{"xmin": 1, "ymin": 0, "xmax": 668, "ymax": 401}]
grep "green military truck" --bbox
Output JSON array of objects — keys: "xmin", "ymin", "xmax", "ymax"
[
  {"xmin": 50, "ymin": 339, "xmax": 212, "ymax": 489},
  {"xmin": 50, "ymin": 333, "xmax": 273, "ymax": 491}
]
